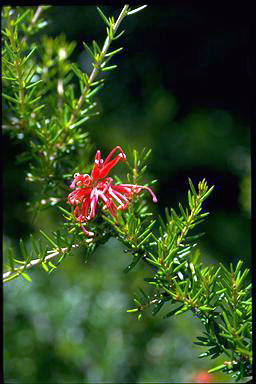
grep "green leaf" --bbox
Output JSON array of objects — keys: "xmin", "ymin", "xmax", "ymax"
[
  {"xmin": 49, "ymin": 261, "xmax": 57, "ymax": 270},
  {"xmin": 188, "ymin": 190, "xmax": 193, "ymax": 209},
  {"xmin": 151, "ymin": 299, "xmax": 165, "ymax": 315},
  {"xmin": 179, "ymin": 202, "xmax": 187, "ymax": 219},
  {"xmin": 173, "ymin": 279, "xmax": 184, "ymax": 297},
  {"xmin": 19, "ymin": 239, "xmax": 29, "ymax": 262},
  {"xmin": 25, "ymin": 78, "xmax": 42, "ymax": 89},
  {"xmin": 123, "ymin": 253, "xmax": 141, "ymax": 273},
  {"xmin": 2, "ymin": 76, "xmax": 17, "ymax": 81},
  {"xmin": 138, "ymin": 232, "xmax": 153, "ymax": 247},
  {"xmin": 69, "ymin": 115, "xmax": 90, "ymax": 129},
  {"xmin": 201, "ymin": 185, "xmax": 214, "ymax": 201},
  {"xmin": 21, "ymin": 272, "xmax": 32, "ymax": 282},
  {"xmin": 97, "ymin": 7, "xmax": 110, "ymax": 27},
  {"xmin": 145, "ymin": 257, "xmax": 161, "ymax": 268},
  {"xmin": 39, "ymin": 230, "xmax": 58, "ymax": 248},
  {"xmin": 32, "ymin": 104, "xmax": 45, "ymax": 113},
  {"xmin": 172, "ymin": 260, "xmax": 188, "ymax": 274},
  {"xmin": 133, "ymin": 298, "xmax": 141, "ymax": 307},
  {"xmin": 58, "ymin": 206, "xmax": 72, "ymax": 216},
  {"xmin": 177, "ymin": 245, "xmax": 192, "ymax": 258},
  {"xmin": 175, "ymin": 305, "xmax": 189, "ymax": 316},
  {"xmin": 105, "ymin": 47, "xmax": 123, "ymax": 57},
  {"xmin": 235, "ymin": 260, "xmax": 243, "ymax": 274},
  {"xmin": 7, "ymin": 248, "xmax": 15, "ymax": 271},
  {"xmin": 215, "ymin": 288, "xmax": 227, "ymax": 295},
  {"xmin": 235, "ymin": 308, "xmax": 243, "ymax": 317},
  {"xmin": 164, "ymin": 304, "xmax": 184, "ymax": 318},
  {"xmin": 49, "ymin": 127, "xmax": 65, "ymax": 144},
  {"xmin": 86, "ymin": 84, "xmax": 103, "ymax": 98},
  {"xmin": 92, "ymin": 40, "xmax": 101, "ymax": 55},
  {"xmin": 42, "ymin": 262, "xmax": 49, "ymax": 272},
  {"xmin": 188, "ymin": 178, "xmax": 197, "ymax": 196},
  {"xmin": 113, "ymin": 29, "xmax": 125, "ymax": 40},
  {"xmin": 1, "ymin": 29, "xmax": 10, "ymax": 38},
  {"xmin": 197, "ymin": 212, "xmax": 209, "ymax": 219},
  {"xmin": 23, "ymin": 64, "xmax": 36, "ymax": 83},
  {"xmin": 28, "ymin": 95, "xmax": 41, "ymax": 104},
  {"xmin": 14, "ymin": 8, "xmax": 31, "ymax": 26},
  {"xmin": 236, "ymin": 268, "xmax": 249, "ymax": 289},
  {"xmin": 222, "ymin": 311, "xmax": 233, "ymax": 333},
  {"xmin": 170, "ymin": 208, "xmax": 184, "ymax": 230},
  {"xmin": 147, "ymin": 252, "xmax": 159, "ymax": 263},
  {"xmin": 196, "ymin": 336, "xmax": 209, "ymax": 342},
  {"xmin": 107, "ymin": 25, "xmax": 113, "ymax": 40},
  {"xmin": 2, "ymin": 93, "xmax": 19, "ymax": 103},
  {"xmin": 208, "ymin": 364, "xmax": 226, "ymax": 373},
  {"xmin": 138, "ymin": 288, "xmax": 149, "ymax": 301},
  {"xmin": 101, "ymin": 64, "xmax": 117, "ymax": 72},
  {"xmin": 199, "ymin": 306, "xmax": 214, "ymax": 312},
  {"xmin": 83, "ymin": 41, "xmax": 95, "ymax": 60},
  {"xmin": 13, "ymin": 258, "xmax": 26, "ymax": 265},
  {"xmin": 22, "ymin": 46, "xmax": 37, "ymax": 65},
  {"xmin": 71, "ymin": 63, "xmax": 85, "ymax": 81},
  {"xmin": 137, "ymin": 220, "xmax": 156, "ymax": 240},
  {"xmin": 183, "ymin": 279, "xmax": 190, "ymax": 297}
]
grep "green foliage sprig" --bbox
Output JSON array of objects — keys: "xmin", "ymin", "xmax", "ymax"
[
  {"xmin": 2, "ymin": 5, "xmax": 252, "ymax": 382},
  {"xmin": 3, "ymin": 4, "xmax": 149, "ymax": 280},
  {"xmin": 2, "ymin": 5, "xmax": 145, "ymax": 214}
]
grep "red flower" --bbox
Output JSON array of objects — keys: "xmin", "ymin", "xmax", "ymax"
[{"xmin": 68, "ymin": 146, "xmax": 157, "ymax": 236}]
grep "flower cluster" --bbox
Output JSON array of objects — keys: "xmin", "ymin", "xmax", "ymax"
[{"xmin": 68, "ymin": 146, "xmax": 157, "ymax": 236}]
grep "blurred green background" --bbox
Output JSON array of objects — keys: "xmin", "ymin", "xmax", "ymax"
[{"xmin": 3, "ymin": 5, "xmax": 250, "ymax": 383}]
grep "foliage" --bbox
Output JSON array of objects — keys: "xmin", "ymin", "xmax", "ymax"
[{"xmin": 2, "ymin": 5, "xmax": 252, "ymax": 382}]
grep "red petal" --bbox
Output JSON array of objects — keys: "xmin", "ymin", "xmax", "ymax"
[
  {"xmin": 91, "ymin": 150, "xmax": 103, "ymax": 179},
  {"xmin": 97, "ymin": 146, "xmax": 126, "ymax": 179}
]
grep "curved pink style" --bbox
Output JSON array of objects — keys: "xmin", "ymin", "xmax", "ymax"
[
  {"xmin": 68, "ymin": 146, "xmax": 157, "ymax": 236},
  {"xmin": 91, "ymin": 146, "xmax": 126, "ymax": 180}
]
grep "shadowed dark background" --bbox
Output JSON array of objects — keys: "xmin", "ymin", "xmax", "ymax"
[{"xmin": 4, "ymin": 5, "xmax": 251, "ymax": 383}]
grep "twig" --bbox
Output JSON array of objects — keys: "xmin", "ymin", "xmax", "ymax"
[
  {"xmin": 67, "ymin": 4, "xmax": 130, "ymax": 128},
  {"xmin": 21, "ymin": 6, "xmax": 45, "ymax": 47},
  {"xmin": 3, "ymin": 244, "xmax": 79, "ymax": 282}
]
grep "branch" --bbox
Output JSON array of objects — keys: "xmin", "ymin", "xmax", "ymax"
[
  {"xmin": 67, "ymin": 5, "xmax": 130, "ymax": 128},
  {"xmin": 21, "ymin": 5, "xmax": 45, "ymax": 47},
  {"xmin": 3, "ymin": 244, "xmax": 79, "ymax": 283}
]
